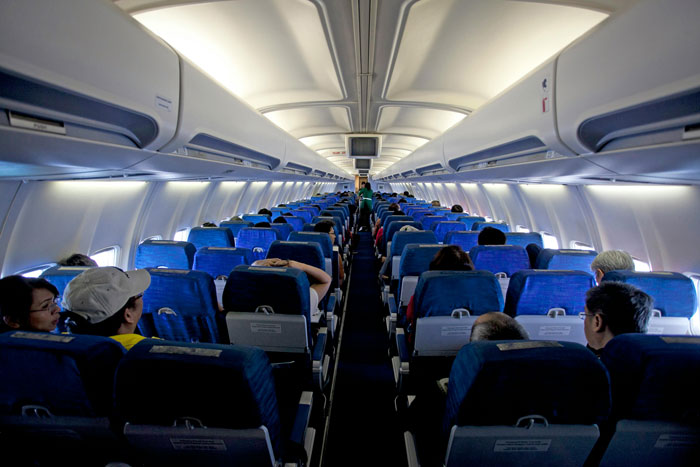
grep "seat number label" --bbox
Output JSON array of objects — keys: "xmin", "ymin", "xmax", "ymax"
[
  {"xmin": 170, "ymin": 438, "xmax": 226, "ymax": 451},
  {"xmin": 251, "ymin": 323, "xmax": 282, "ymax": 334},
  {"xmin": 538, "ymin": 325, "xmax": 571, "ymax": 336},
  {"xmin": 494, "ymin": 439, "xmax": 551, "ymax": 452}
]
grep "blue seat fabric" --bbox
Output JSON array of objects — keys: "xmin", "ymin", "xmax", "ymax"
[
  {"xmin": 413, "ymin": 270, "xmax": 504, "ymax": 318},
  {"xmin": 193, "ymin": 247, "xmax": 252, "ymax": 279},
  {"xmin": 134, "ymin": 240, "xmax": 196, "ymax": 269},
  {"xmin": 187, "ymin": 227, "xmax": 235, "ymax": 250},
  {"xmin": 444, "ymin": 231, "xmax": 480, "ymax": 251},
  {"xmin": 469, "ymin": 245, "xmax": 530, "ymax": 276},
  {"xmin": 504, "ymin": 270, "xmax": 595, "ymax": 317},
  {"xmin": 236, "ymin": 228, "xmax": 279, "ymax": 261},
  {"xmin": 472, "ymin": 222, "xmax": 510, "ymax": 232},
  {"xmin": 535, "ymin": 249, "xmax": 597, "ymax": 272},
  {"xmin": 220, "ymin": 221, "xmax": 254, "ymax": 238},
  {"xmin": 505, "ymin": 232, "xmax": 544, "ymax": 248}
]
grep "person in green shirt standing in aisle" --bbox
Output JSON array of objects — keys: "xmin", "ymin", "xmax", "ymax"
[{"xmin": 357, "ymin": 182, "xmax": 374, "ymax": 231}]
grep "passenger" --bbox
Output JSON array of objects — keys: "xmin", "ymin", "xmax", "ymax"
[
  {"xmin": 252, "ymin": 258, "xmax": 331, "ymax": 312},
  {"xmin": 403, "ymin": 191, "xmax": 410, "ymax": 197},
  {"xmin": 591, "ymin": 249, "xmax": 635, "ymax": 284},
  {"xmin": 470, "ymin": 312, "xmax": 529, "ymax": 341},
  {"xmin": 378, "ymin": 225, "xmax": 419, "ymax": 280},
  {"xmin": 57, "ymin": 253, "xmax": 98, "ymax": 267},
  {"xmin": 477, "ymin": 226, "xmax": 506, "ymax": 245},
  {"xmin": 314, "ymin": 220, "xmax": 344, "ymax": 285},
  {"xmin": 583, "ymin": 281, "xmax": 653, "ymax": 356},
  {"xmin": 201, "ymin": 221, "xmax": 217, "ymax": 227},
  {"xmin": 430, "ymin": 200, "xmax": 441, "ymax": 207},
  {"xmin": 450, "ymin": 204, "xmax": 464, "ymax": 213},
  {"xmin": 258, "ymin": 208, "xmax": 272, "ymax": 216},
  {"xmin": 228, "ymin": 215, "xmax": 244, "ymax": 221},
  {"xmin": 373, "ymin": 202, "xmax": 399, "ymax": 240},
  {"xmin": 254, "ymin": 221, "xmax": 271, "ymax": 227},
  {"xmin": 273, "ymin": 216, "xmax": 288, "ymax": 224},
  {"xmin": 358, "ymin": 182, "xmax": 374, "ymax": 231},
  {"xmin": 0, "ymin": 276, "xmax": 60, "ymax": 333},
  {"xmin": 61, "ymin": 267, "xmax": 152, "ymax": 350},
  {"xmin": 526, "ymin": 243, "xmax": 542, "ymax": 268},
  {"xmin": 282, "ymin": 212, "xmax": 294, "ymax": 217}
]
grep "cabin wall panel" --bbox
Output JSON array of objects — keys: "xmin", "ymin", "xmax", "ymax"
[
  {"xmin": 140, "ymin": 182, "xmax": 211, "ymax": 240},
  {"xmin": 481, "ymin": 184, "xmax": 529, "ymax": 229},
  {"xmin": 199, "ymin": 182, "xmax": 248, "ymax": 224},
  {"xmin": 236, "ymin": 182, "xmax": 270, "ymax": 215},
  {"xmin": 1, "ymin": 181, "xmax": 149, "ymax": 275},
  {"xmin": 581, "ymin": 185, "xmax": 700, "ymax": 273},
  {"xmin": 458, "ymin": 183, "xmax": 491, "ymax": 218}
]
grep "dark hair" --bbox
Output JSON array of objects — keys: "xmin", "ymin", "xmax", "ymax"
[
  {"xmin": 313, "ymin": 220, "xmax": 335, "ymax": 234},
  {"xmin": 585, "ymin": 282, "xmax": 653, "ymax": 335},
  {"xmin": 258, "ymin": 208, "xmax": 272, "ymax": 216},
  {"xmin": 57, "ymin": 253, "xmax": 98, "ymax": 267},
  {"xmin": 201, "ymin": 222, "xmax": 218, "ymax": 228},
  {"xmin": 388, "ymin": 203, "xmax": 400, "ymax": 212},
  {"xmin": 0, "ymin": 276, "xmax": 59, "ymax": 330},
  {"xmin": 254, "ymin": 222, "xmax": 271, "ymax": 228},
  {"xmin": 451, "ymin": 205, "xmax": 464, "ymax": 213},
  {"xmin": 64, "ymin": 295, "xmax": 139, "ymax": 337},
  {"xmin": 470, "ymin": 312, "xmax": 529, "ymax": 341},
  {"xmin": 403, "ymin": 191, "xmax": 409, "ymax": 196},
  {"xmin": 394, "ymin": 210, "xmax": 405, "ymax": 216},
  {"xmin": 365, "ymin": 182, "xmax": 371, "ymax": 190},
  {"xmin": 278, "ymin": 204, "xmax": 287, "ymax": 207},
  {"xmin": 282, "ymin": 212, "xmax": 293, "ymax": 217},
  {"xmin": 273, "ymin": 216, "xmax": 288, "ymax": 224},
  {"xmin": 478, "ymin": 227, "xmax": 506, "ymax": 245},
  {"xmin": 398, "ymin": 199, "xmax": 407, "ymax": 204},
  {"xmin": 429, "ymin": 245, "xmax": 474, "ymax": 271}
]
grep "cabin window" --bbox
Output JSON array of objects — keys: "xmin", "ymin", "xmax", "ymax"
[
  {"xmin": 570, "ymin": 241, "xmax": 595, "ymax": 251},
  {"xmin": 484, "ymin": 216, "xmax": 493, "ymax": 222},
  {"xmin": 18, "ymin": 264, "xmax": 55, "ymax": 278},
  {"xmin": 90, "ymin": 247, "xmax": 119, "ymax": 267},
  {"xmin": 143, "ymin": 235, "xmax": 162, "ymax": 242},
  {"xmin": 540, "ymin": 231, "xmax": 559, "ymax": 249},
  {"xmin": 515, "ymin": 225, "xmax": 530, "ymax": 233},
  {"xmin": 632, "ymin": 257, "xmax": 651, "ymax": 272},
  {"xmin": 173, "ymin": 229, "xmax": 190, "ymax": 242}
]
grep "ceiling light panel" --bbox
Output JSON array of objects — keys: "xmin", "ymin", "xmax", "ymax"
[
  {"xmin": 386, "ymin": 0, "xmax": 607, "ymax": 110},
  {"xmin": 377, "ymin": 106, "xmax": 466, "ymax": 139},
  {"xmin": 264, "ymin": 107, "xmax": 351, "ymax": 138},
  {"xmin": 134, "ymin": 0, "xmax": 343, "ymax": 109}
]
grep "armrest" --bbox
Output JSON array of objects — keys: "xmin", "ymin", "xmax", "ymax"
[
  {"xmin": 392, "ymin": 328, "xmax": 411, "ymax": 392},
  {"xmin": 387, "ymin": 294, "xmax": 398, "ymax": 337},
  {"xmin": 403, "ymin": 431, "xmax": 420, "ymax": 467},
  {"xmin": 325, "ymin": 294, "xmax": 337, "ymax": 338},
  {"xmin": 312, "ymin": 327, "xmax": 329, "ymax": 390},
  {"xmin": 283, "ymin": 391, "xmax": 314, "ymax": 466}
]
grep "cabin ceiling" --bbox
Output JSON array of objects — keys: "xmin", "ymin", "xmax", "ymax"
[{"xmin": 115, "ymin": 0, "xmax": 634, "ymax": 176}]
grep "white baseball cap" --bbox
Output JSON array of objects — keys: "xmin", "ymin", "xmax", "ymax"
[{"xmin": 62, "ymin": 267, "xmax": 151, "ymax": 323}]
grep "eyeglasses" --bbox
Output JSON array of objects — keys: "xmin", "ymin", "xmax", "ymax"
[{"xmin": 30, "ymin": 296, "xmax": 61, "ymax": 313}]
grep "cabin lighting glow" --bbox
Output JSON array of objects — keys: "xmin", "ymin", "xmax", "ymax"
[
  {"xmin": 570, "ymin": 241, "xmax": 595, "ymax": 251},
  {"xmin": 173, "ymin": 229, "xmax": 190, "ymax": 242},
  {"xmin": 540, "ymin": 232, "xmax": 559, "ymax": 249},
  {"xmin": 54, "ymin": 181, "xmax": 146, "ymax": 192},
  {"xmin": 90, "ymin": 247, "xmax": 119, "ymax": 267},
  {"xmin": 19, "ymin": 265, "xmax": 53, "ymax": 278},
  {"xmin": 515, "ymin": 225, "xmax": 530, "ymax": 233},
  {"xmin": 633, "ymin": 258, "xmax": 652, "ymax": 272}
]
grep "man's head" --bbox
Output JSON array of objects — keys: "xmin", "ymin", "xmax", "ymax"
[
  {"xmin": 478, "ymin": 226, "xmax": 506, "ymax": 245},
  {"xmin": 63, "ymin": 267, "xmax": 151, "ymax": 336},
  {"xmin": 470, "ymin": 312, "xmax": 529, "ymax": 341},
  {"xmin": 451, "ymin": 204, "xmax": 464, "ymax": 213},
  {"xmin": 583, "ymin": 281, "xmax": 653, "ymax": 351},
  {"xmin": 591, "ymin": 250, "xmax": 635, "ymax": 284},
  {"xmin": 273, "ymin": 216, "xmax": 288, "ymax": 224},
  {"xmin": 257, "ymin": 208, "xmax": 272, "ymax": 216},
  {"xmin": 57, "ymin": 253, "xmax": 98, "ymax": 267},
  {"xmin": 313, "ymin": 220, "xmax": 336, "ymax": 244}
]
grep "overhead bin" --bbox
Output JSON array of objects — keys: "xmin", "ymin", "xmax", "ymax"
[
  {"xmin": 0, "ymin": 0, "xmax": 179, "ymax": 172},
  {"xmin": 556, "ymin": 0, "xmax": 700, "ymax": 156}
]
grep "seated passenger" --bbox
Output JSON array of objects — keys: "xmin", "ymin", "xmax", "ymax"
[
  {"xmin": 583, "ymin": 281, "xmax": 652, "ymax": 356},
  {"xmin": 0, "ymin": 276, "xmax": 60, "ymax": 333},
  {"xmin": 313, "ymin": 220, "xmax": 344, "ymax": 285},
  {"xmin": 273, "ymin": 216, "xmax": 288, "ymax": 224},
  {"xmin": 450, "ymin": 204, "xmax": 464, "ymax": 213},
  {"xmin": 57, "ymin": 253, "xmax": 98, "ymax": 267},
  {"xmin": 257, "ymin": 208, "xmax": 272, "ymax": 216},
  {"xmin": 477, "ymin": 226, "xmax": 506, "ymax": 245},
  {"xmin": 228, "ymin": 215, "xmax": 244, "ymax": 221},
  {"xmin": 591, "ymin": 249, "xmax": 635, "ymax": 284},
  {"xmin": 252, "ymin": 258, "xmax": 331, "ymax": 312},
  {"xmin": 254, "ymin": 221, "xmax": 271, "ymax": 227},
  {"xmin": 62, "ymin": 267, "xmax": 152, "ymax": 350},
  {"xmin": 373, "ymin": 202, "xmax": 399, "ymax": 239},
  {"xmin": 470, "ymin": 312, "xmax": 529, "ymax": 341},
  {"xmin": 201, "ymin": 221, "xmax": 218, "ymax": 227},
  {"xmin": 430, "ymin": 200, "xmax": 441, "ymax": 207}
]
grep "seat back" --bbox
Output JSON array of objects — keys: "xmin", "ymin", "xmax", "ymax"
[
  {"xmin": 433, "ymin": 221, "xmax": 466, "ymax": 243},
  {"xmin": 384, "ymin": 221, "xmax": 422, "ymax": 255},
  {"xmin": 284, "ymin": 216, "xmax": 305, "ymax": 231},
  {"xmin": 242, "ymin": 214, "xmax": 271, "ymax": 224},
  {"xmin": 535, "ymin": 249, "xmax": 597, "ymax": 272},
  {"xmin": 505, "ymin": 232, "xmax": 544, "ymax": 248},
  {"xmin": 220, "ymin": 220, "xmax": 254, "ymax": 238},
  {"xmin": 193, "ymin": 247, "xmax": 252, "ymax": 279},
  {"xmin": 269, "ymin": 223, "xmax": 293, "ymax": 241},
  {"xmin": 142, "ymin": 268, "xmax": 220, "ymax": 343},
  {"xmin": 469, "ymin": 245, "xmax": 530, "ymax": 277},
  {"xmin": 115, "ymin": 339, "xmax": 281, "ymax": 465},
  {"xmin": 600, "ymin": 334, "xmax": 700, "ymax": 466},
  {"xmin": 443, "ymin": 231, "xmax": 480, "ymax": 251},
  {"xmin": 414, "ymin": 270, "xmax": 504, "ymax": 319},
  {"xmin": 390, "ymin": 231, "xmax": 438, "ymax": 281},
  {"xmin": 457, "ymin": 216, "xmax": 485, "ymax": 229},
  {"xmin": 186, "ymin": 227, "xmax": 235, "ymax": 250},
  {"xmin": 134, "ymin": 240, "xmax": 196, "ymax": 269},
  {"xmin": 442, "ymin": 340, "xmax": 610, "ymax": 467},
  {"xmin": 472, "ymin": 221, "xmax": 510, "ymax": 232},
  {"xmin": 267, "ymin": 241, "xmax": 325, "ymax": 272},
  {"xmin": 291, "ymin": 210, "xmax": 312, "ymax": 223},
  {"xmin": 421, "ymin": 215, "xmax": 447, "ymax": 231},
  {"xmin": 223, "ymin": 265, "xmax": 312, "ymax": 349},
  {"xmin": 40, "ymin": 265, "xmax": 93, "ymax": 297},
  {"xmin": 398, "ymin": 244, "xmax": 446, "ymax": 306},
  {"xmin": 236, "ymin": 228, "xmax": 279, "ymax": 261},
  {"xmin": 602, "ymin": 270, "xmax": 697, "ymax": 335}
]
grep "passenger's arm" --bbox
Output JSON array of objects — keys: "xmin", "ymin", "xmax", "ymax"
[{"xmin": 287, "ymin": 259, "xmax": 332, "ymax": 301}]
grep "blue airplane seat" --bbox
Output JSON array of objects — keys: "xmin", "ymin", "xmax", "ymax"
[
  {"xmin": 193, "ymin": 247, "xmax": 253, "ymax": 279},
  {"xmin": 302, "ymin": 223, "xmax": 317, "ymax": 232},
  {"xmin": 535, "ymin": 248, "xmax": 598, "ymax": 272},
  {"xmin": 424, "ymin": 340, "xmax": 610, "ymax": 466},
  {"xmin": 0, "ymin": 331, "xmax": 125, "ymax": 464},
  {"xmin": 134, "ymin": 239, "xmax": 196, "ymax": 269},
  {"xmin": 456, "ymin": 216, "xmax": 486, "ymax": 229},
  {"xmin": 414, "ymin": 270, "xmax": 504, "ymax": 319},
  {"xmin": 445, "ymin": 212, "xmax": 468, "ymax": 221},
  {"xmin": 298, "ymin": 205, "xmax": 320, "ymax": 217},
  {"xmin": 469, "ymin": 245, "xmax": 530, "ymax": 276},
  {"xmin": 220, "ymin": 220, "xmax": 254, "ymax": 238},
  {"xmin": 383, "ymin": 221, "xmax": 423, "ymax": 256},
  {"xmin": 472, "ymin": 221, "xmax": 510, "ymax": 232},
  {"xmin": 270, "ymin": 223, "xmax": 293, "ymax": 240},
  {"xmin": 421, "ymin": 215, "xmax": 447, "ymax": 230},
  {"xmin": 433, "ymin": 221, "xmax": 466, "ymax": 243},
  {"xmin": 312, "ymin": 216, "xmax": 343, "ymax": 245},
  {"xmin": 291, "ymin": 210, "xmax": 313, "ymax": 223},
  {"xmin": 40, "ymin": 265, "xmax": 93, "ymax": 297},
  {"xmin": 505, "ymin": 231, "xmax": 544, "ymax": 248},
  {"xmin": 242, "ymin": 214, "xmax": 271, "ymax": 224},
  {"xmin": 287, "ymin": 231, "xmax": 339, "ymax": 303},
  {"xmin": 186, "ymin": 226, "xmax": 235, "ymax": 250},
  {"xmin": 598, "ymin": 334, "xmax": 700, "ymax": 466},
  {"xmin": 390, "ymin": 231, "xmax": 438, "ymax": 260},
  {"xmin": 236, "ymin": 227, "xmax": 279, "ymax": 261},
  {"xmin": 115, "ymin": 339, "xmax": 291, "ymax": 465},
  {"xmin": 142, "ymin": 268, "xmax": 220, "ymax": 343},
  {"xmin": 397, "ymin": 244, "xmax": 447, "ymax": 309},
  {"xmin": 384, "ymin": 215, "xmax": 414, "ymax": 235},
  {"xmin": 284, "ymin": 216, "xmax": 305, "ymax": 231},
  {"xmin": 443, "ymin": 231, "xmax": 480, "ymax": 251},
  {"xmin": 267, "ymin": 241, "xmax": 325, "ymax": 273}
]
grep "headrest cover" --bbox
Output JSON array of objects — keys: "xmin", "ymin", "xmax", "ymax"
[
  {"xmin": 505, "ymin": 270, "xmax": 595, "ymax": 317},
  {"xmin": 414, "ymin": 270, "xmax": 504, "ymax": 317},
  {"xmin": 602, "ymin": 271, "xmax": 697, "ymax": 318}
]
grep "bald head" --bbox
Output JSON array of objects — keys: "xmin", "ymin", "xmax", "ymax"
[{"xmin": 470, "ymin": 312, "xmax": 529, "ymax": 341}]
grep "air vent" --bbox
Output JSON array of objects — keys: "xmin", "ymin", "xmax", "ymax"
[
  {"xmin": 284, "ymin": 162, "xmax": 312, "ymax": 175},
  {"xmin": 449, "ymin": 136, "xmax": 548, "ymax": 172},
  {"xmin": 187, "ymin": 134, "xmax": 279, "ymax": 170}
]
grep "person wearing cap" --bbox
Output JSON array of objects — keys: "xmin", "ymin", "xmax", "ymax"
[{"xmin": 62, "ymin": 266, "xmax": 151, "ymax": 350}]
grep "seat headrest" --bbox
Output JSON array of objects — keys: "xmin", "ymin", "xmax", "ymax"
[
  {"xmin": 602, "ymin": 271, "xmax": 697, "ymax": 318},
  {"xmin": 505, "ymin": 270, "xmax": 595, "ymax": 317},
  {"xmin": 414, "ymin": 270, "xmax": 504, "ymax": 318}
]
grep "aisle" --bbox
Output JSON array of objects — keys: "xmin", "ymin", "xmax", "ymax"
[{"xmin": 322, "ymin": 232, "xmax": 406, "ymax": 466}]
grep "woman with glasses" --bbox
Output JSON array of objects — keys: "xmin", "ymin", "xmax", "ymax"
[{"xmin": 0, "ymin": 276, "xmax": 61, "ymax": 333}]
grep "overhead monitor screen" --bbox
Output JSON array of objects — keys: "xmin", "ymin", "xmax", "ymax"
[
  {"xmin": 350, "ymin": 137, "xmax": 378, "ymax": 157},
  {"xmin": 354, "ymin": 159, "xmax": 371, "ymax": 169}
]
